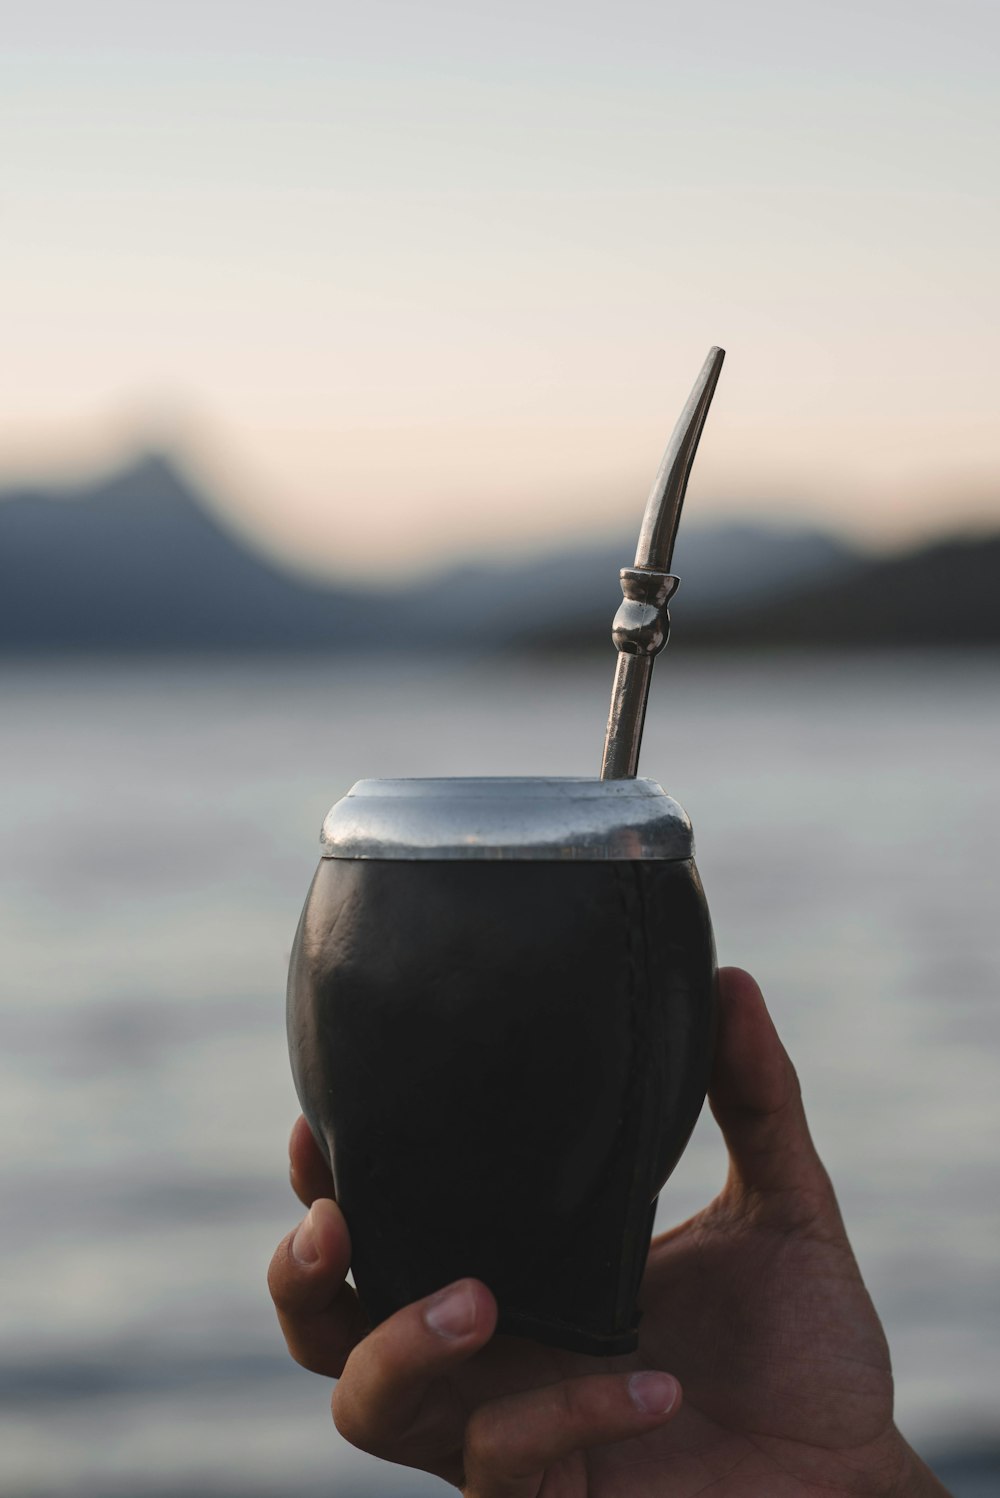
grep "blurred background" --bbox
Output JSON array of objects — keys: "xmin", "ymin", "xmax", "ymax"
[{"xmin": 1, "ymin": 2, "xmax": 998, "ymax": 1494}]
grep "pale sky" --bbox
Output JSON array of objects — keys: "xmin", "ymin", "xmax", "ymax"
[{"xmin": 1, "ymin": 0, "xmax": 997, "ymax": 576}]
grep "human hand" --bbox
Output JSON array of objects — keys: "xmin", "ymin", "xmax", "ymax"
[{"xmin": 269, "ymin": 968, "xmax": 950, "ymax": 1496}]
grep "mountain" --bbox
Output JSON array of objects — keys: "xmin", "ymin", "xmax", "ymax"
[
  {"xmin": 687, "ymin": 532, "xmax": 1000, "ymax": 647},
  {"xmin": 0, "ymin": 455, "xmax": 368, "ymax": 649},
  {"xmin": 414, "ymin": 522, "xmax": 1000, "ymax": 652},
  {"xmin": 0, "ymin": 453, "xmax": 862, "ymax": 652},
  {"xmin": 422, "ymin": 523, "xmax": 859, "ymax": 651},
  {"xmin": 0, "ymin": 453, "xmax": 995, "ymax": 651},
  {"xmin": 508, "ymin": 532, "xmax": 1000, "ymax": 653}
]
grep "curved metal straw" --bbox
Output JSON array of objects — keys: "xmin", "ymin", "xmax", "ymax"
[{"xmin": 600, "ymin": 346, "xmax": 725, "ymax": 780}]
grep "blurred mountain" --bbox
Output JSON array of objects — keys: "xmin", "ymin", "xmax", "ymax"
[
  {"xmin": 0, "ymin": 453, "xmax": 996, "ymax": 651},
  {"xmin": 0, "ymin": 454, "xmax": 370, "ymax": 649},
  {"xmin": 686, "ymin": 532, "xmax": 1000, "ymax": 646},
  {"xmin": 513, "ymin": 532, "xmax": 1000, "ymax": 652},
  {"xmin": 424, "ymin": 522, "xmax": 859, "ymax": 650}
]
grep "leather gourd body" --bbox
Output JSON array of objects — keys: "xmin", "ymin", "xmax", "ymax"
[{"xmin": 287, "ymin": 807, "xmax": 717, "ymax": 1355}]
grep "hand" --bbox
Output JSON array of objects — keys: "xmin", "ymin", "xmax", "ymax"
[{"xmin": 269, "ymin": 969, "xmax": 950, "ymax": 1496}]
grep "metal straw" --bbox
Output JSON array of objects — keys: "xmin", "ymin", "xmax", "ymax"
[{"xmin": 600, "ymin": 346, "xmax": 726, "ymax": 780}]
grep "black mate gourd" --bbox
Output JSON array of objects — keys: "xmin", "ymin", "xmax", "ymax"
[{"xmin": 287, "ymin": 349, "xmax": 725, "ymax": 1354}]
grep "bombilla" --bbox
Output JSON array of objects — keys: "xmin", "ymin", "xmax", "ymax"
[{"xmin": 600, "ymin": 346, "xmax": 726, "ymax": 780}]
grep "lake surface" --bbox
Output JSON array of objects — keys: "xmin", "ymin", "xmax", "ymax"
[{"xmin": 1, "ymin": 651, "xmax": 998, "ymax": 1496}]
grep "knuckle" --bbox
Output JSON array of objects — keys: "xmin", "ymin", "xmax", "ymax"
[
  {"xmin": 278, "ymin": 1319, "xmax": 354, "ymax": 1380},
  {"xmin": 265, "ymin": 1237, "xmax": 299, "ymax": 1309},
  {"xmin": 465, "ymin": 1402, "xmax": 544, "ymax": 1484},
  {"xmin": 288, "ymin": 1163, "xmax": 308, "ymax": 1206},
  {"xmin": 555, "ymin": 1379, "xmax": 584, "ymax": 1427},
  {"xmin": 284, "ymin": 1336, "xmax": 324, "ymax": 1375},
  {"xmin": 464, "ymin": 1404, "xmax": 508, "ymax": 1474},
  {"xmin": 331, "ymin": 1385, "xmax": 383, "ymax": 1457}
]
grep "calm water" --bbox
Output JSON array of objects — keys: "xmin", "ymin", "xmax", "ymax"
[{"xmin": 1, "ymin": 652, "xmax": 998, "ymax": 1496}]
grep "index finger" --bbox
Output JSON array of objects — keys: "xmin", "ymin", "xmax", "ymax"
[{"xmin": 289, "ymin": 1115, "xmax": 336, "ymax": 1207}]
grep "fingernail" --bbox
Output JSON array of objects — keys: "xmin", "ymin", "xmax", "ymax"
[
  {"xmin": 424, "ymin": 1282, "xmax": 477, "ymax": 1339},
  {"xmin": 628, "ymin": 1371, "xmax": 679, "ymax": 1415},
  {"xmin": 292, "ymin": 1206, "xmax": 319, "ymax": 1265}
]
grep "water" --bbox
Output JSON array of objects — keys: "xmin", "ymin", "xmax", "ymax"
[{"xmin": 2, "ymin": 651, "xmax": 998, "ymax": 1496}]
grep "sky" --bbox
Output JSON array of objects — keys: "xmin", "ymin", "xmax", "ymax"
[{"xmin": 0, "ymin": 0, "xmax": 997, "ymax": 577}]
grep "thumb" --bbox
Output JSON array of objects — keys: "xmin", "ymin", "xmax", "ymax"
[{"xmin": 709, "ymin": 968, "xmax": 845, "ymax": 1236}]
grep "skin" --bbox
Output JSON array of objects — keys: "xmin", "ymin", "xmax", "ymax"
[{"xmin": 268, "ymin": 968, "xmax": 952, "ymax": 1498}]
